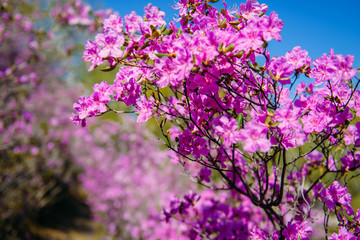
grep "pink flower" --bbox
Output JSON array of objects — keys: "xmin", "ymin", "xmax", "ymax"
[
  {"xmin": 93, "ymin": 81, "xmax": 113, "ymax": 103},
  {"xmin": 213, "ymin": 116, "xmax": 241, "ymax": 148},
  {"xmin": 250, "ymin": 226, "xmax": 268, "ymax": 240},
  {"xmin": 329, "ymin": 49, "xmax": 357, "ymax": 84},
  {"xmin": 239, "ymin": 22, "xmax": 264, "ymax": 51},
  {"xmin": 82, "ymin": 40, "xmax": 103, "ymax": 71},
  {"xmin": 95, "ymin": 30, "xmax": 124, "ymax": 58},
  {"xmin": 274, "ymin": 104, "xmax": 301, "ymax": 131},
  {"xmin": 310, "ymin": 51, "xmax": 337, "ymax": 86},
  {"xmin": 282, "ymin": 221, "xmax": 313, "ymax": 240},
  {"xmin": 189, "ymin": 74, "xmax": 219, "ymax": 95},
  {"xmin": 285, "ymin": 46, "xmax": 312, "ymax": 70},
  {"xmin": 154, "ymin": 58, "xmax": 179, "ymax": 88},
  {"xmin": 72, "ymin": 114, "xmax": 86, "ymax": 127},
  {"xmin": 239, "ymin": 0, "xmax": 268, "ymax": 19},
  {"xmin": 340, "ymin": 152, "xmax": 360, "ymax": 171},
  {"xmin": 117, "ymin": 77, "xmax": 141, "ymax": 106},
  {"xmin": 198, "ymin": 167, "xmax": 211, "ymax": 183},
  {"xmin": 261, "ymin": 12, "xmax": 283, "ymax": 41},
  {"xmin": 239, "ymin": 121, "xmax": 271, "ymax": 153},
  {"xmin": 301, "ymin": 109, "xmax": 333, "ymax": 133},
  {"xmin": 91, "ymin": 92, "xmax": 107, "ymax": 113},
  {"xmin": 178, "ymin": 129, "xmax": 194, "ymax": 156},
  {"xmin": 125, "ymin": 11, "xmax": 142, "ymax": 33},
  {"xmin": 321, "ymin": 181, "xmax": 352, "ymax": 212},
  {"xmin": 144, "ymin": 3, "xmax": 166, "ymax": 26},
  {"xmin": 73, "ymin": 96, "xmax": 97, "ymax": 119},
  {"xmin": 278, "ymin": 129, "xmax": 306, "ymax": 150},
  {"xmin": 268, "ymin": 56, "xmax": 294, "ymax": 85},
  {"xmin": 329, "ymin": 227, "xmax": 357, "ymax": 240},
  {"xmin": 135, "ymin": 95, "xmax": 153, "ymax": 123},
  {"xmin": 192, "ymin": 137, "xmax": 209, "ymax": 158},
  {"xmin": 103, "ymin": 14, "xmax": 123, "ymax": 33}
]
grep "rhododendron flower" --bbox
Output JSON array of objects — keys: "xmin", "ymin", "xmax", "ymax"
[
  {"xmin": 250, "ymin": 226, "xmax": 268, "ymax": 240},
  {"xmin": 239, "ymin": 121, "xmax": 271, "ymax": 153},
  {"xmin": 274, "ymin": 104, "xmax": 301, "ymax": 131},
  {"xmin": 190, "ymin": 74, "xmax": 219, "ymax": 95},
  {"xmin": 329, "ymin": 49, "xmax": 357, "ymax": 84},
  {"xmin": 277, "ymin": 87, "xmax": 292, "ymax": 105},
  {"xmin": 135, "ymin": 95, "xmax": 154, "ymax": 123},
  {"xmin": 261, "ymin": 11, "xmax": 283, "ymax": 41},
  {"xmin": 144, "ymin": 3, "xmax": 166, "ymax": 26},
  {"xmin": 321, "ymin": 181, "xmax": 352, "ymax": 212},
  {"xmin": 311, "ymin": 182, "xmax": 324, "ymax": 199},
  {"xmin": 198, "ymin": 167, "xmax": 212, "ymax": 183},
  {"xmin": 91, "ymin": 92, "xmax": 107, "ymax": 113},
  {"xmin": 239, "ymin": 22, "xmax": 264, "ymax": 51},
  {"xmin": 310, "ymin": 52, "xmax": 336, "ymax": 85},
  {"xmin": 82, "ymin": 40, "xmax": 103, "ymax": 71},
  {"xmin": 268, "ymin": 56, "xmax": 294, "ymax": 84},
  {"xmin": 309, "ymin": 49, "xmax": 356, "ymax": 86},
  {"xmin": 178, "ymin": 129, "xmax": 194, "ymax": 156},
  {"xmin": 329, "ymin": 227, "xmax": 357, "ymax": 240},
  {"xmin": 73, "ymin": 96, "xmax": 97, "ymax": 119},
  {"xmin": 301, "ymin": 109, "xmax": 333, "ymax": 133},
  {"xmin": 93, "ymin": 81, "xmax": 113, "ymax": 103},
  {"xmin": 72, "ymin": 114, "xmax": 86, "ymax": 127},
  {"xmin": 95, "ymin": 30, "xmax": 124, "ymax": 58},
  {"xmin": 154, "ymin": 58, "xmax": 179, "ymax": 87},
  {"xmin": 282, "ymin": 221, "xmax": 313, "ymax": 240},
  {"xmin": 125, "ymin": 11, "xmax": 143, "ymax": 33},
  {"xmin": 285, "ymin": 46, "xmax": 312, "ymax": 70},
  {"xmin": 278, "ymin": 129, "xmax": 306, "ymax": 149},
  {"xmin": 103, "ymin": 14, "xmax": 123, "ymax": 33},
  {"xmin": 121, "ymin": 78, "xmax": 141, "ymax": 106},
  {"xmin": 192, "ymin": 136, "xmax": 209, "ymax": 158},
  {"xmin": 340, "ymin": 152, "xmax": 360, "ymax": 171},
  {"xmin": 239, "ymin": 0, "xmax": 268, "ymax": 19},
  {"xmin": 213, "ymin": 116, "xmax": 241, "ymax": 148}
]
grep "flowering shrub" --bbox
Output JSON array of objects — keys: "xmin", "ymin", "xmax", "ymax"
[{"xmin": 74, "ymin": 0, "xmax": 360, "ymax": 239}]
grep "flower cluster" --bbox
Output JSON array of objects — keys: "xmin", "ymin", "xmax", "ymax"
[
  {"xmin": 164, "ymin": 190, "xmax": 274, "ymax": 239},
  {"xmin": 75, "ymin": 0, "xmax": 360, "ymax": 239}
]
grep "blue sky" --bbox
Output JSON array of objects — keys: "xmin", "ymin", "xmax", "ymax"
[{"xmin": 90, "ymin": 0, "xmax": 360, "ymax": 67}]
